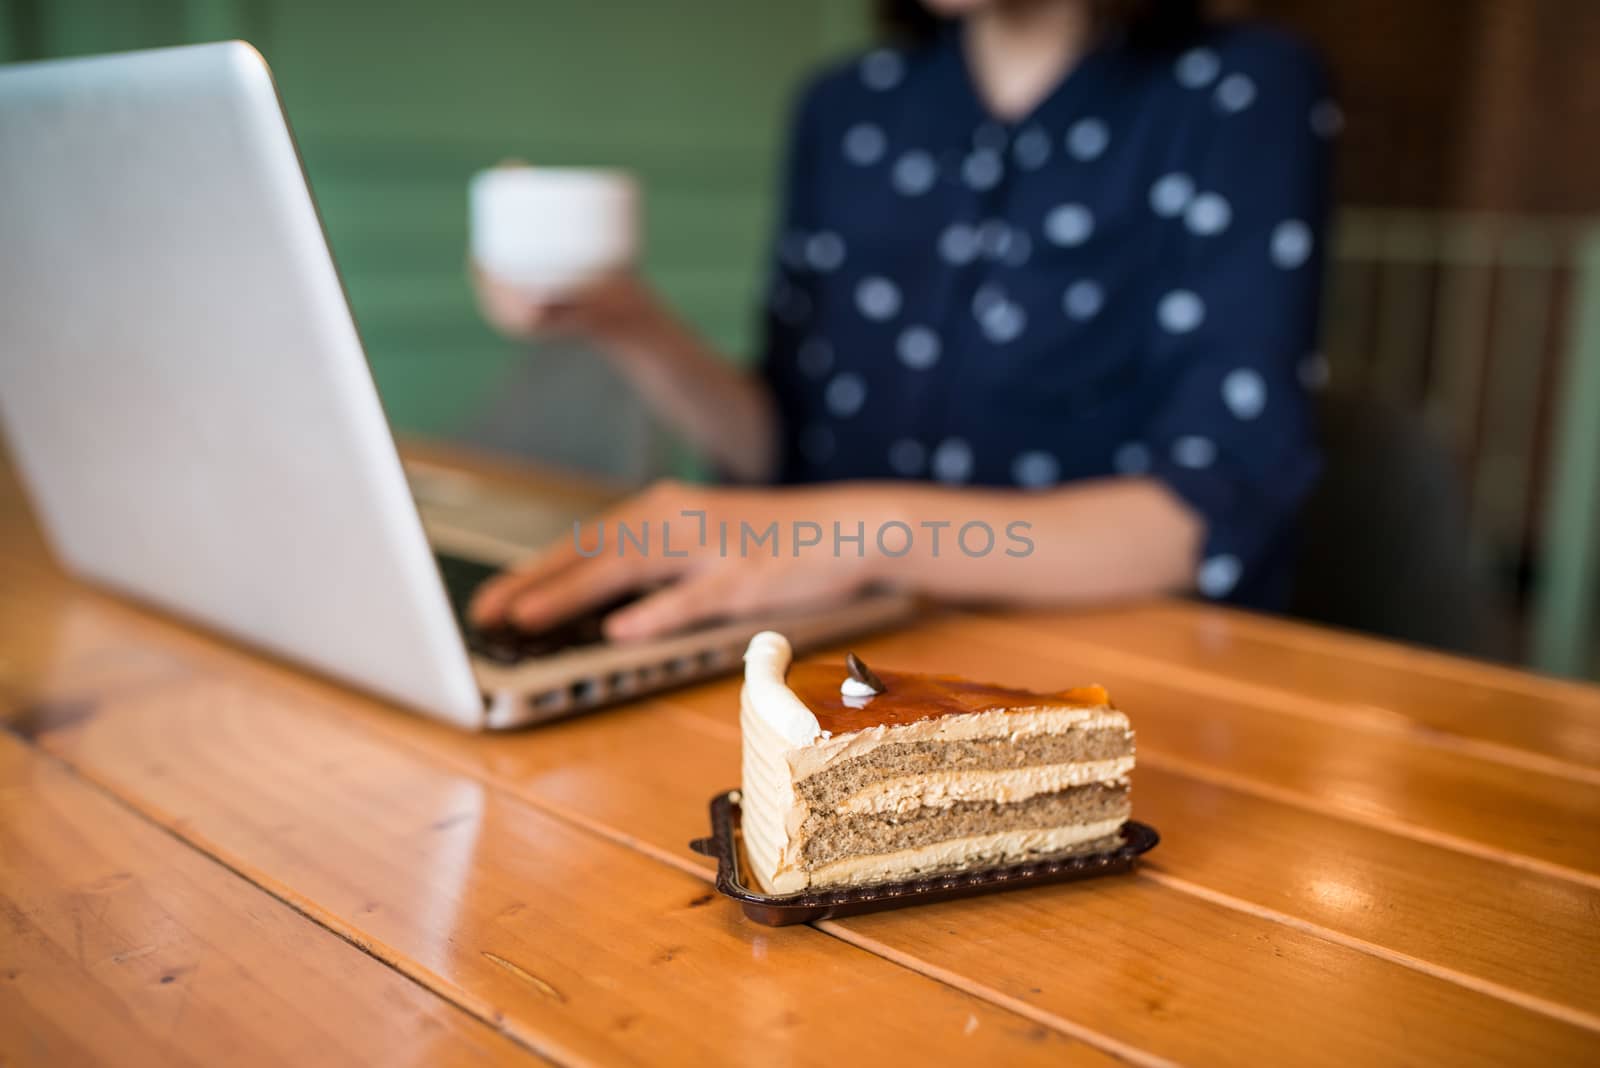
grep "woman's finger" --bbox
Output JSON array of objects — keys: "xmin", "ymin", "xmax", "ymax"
[
  {"xmin": 471, "ymin": 479, "xmax": 708, "ymax": 628},
  {"xmin": 470, "ymin": 484, "xmax": 675, "ymax": 625},
  {"xmin": 504, "ymin": 550, "xmax": 665, "ymax": 632},
  {"xmin": 601, "ymin": 564, "xmax": 746, "ymax": 641},
  {"xmin": 468, "ymin": 540, "xmax": 584, "ymax": 626}
]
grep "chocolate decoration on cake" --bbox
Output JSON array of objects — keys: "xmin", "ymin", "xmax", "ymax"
[{"xmin": 845, "ymin": 652, "xmax": 886, "ymax": 695}]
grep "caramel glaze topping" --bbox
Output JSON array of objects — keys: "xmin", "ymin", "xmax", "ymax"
[{"xmin": 787, "ymin": 661, "xmax": 1112, "ymax": 736}]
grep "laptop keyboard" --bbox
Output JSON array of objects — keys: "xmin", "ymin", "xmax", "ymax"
[{"xmin": 434, "ymin": 551, "xmax": 639, "ymax": 665}]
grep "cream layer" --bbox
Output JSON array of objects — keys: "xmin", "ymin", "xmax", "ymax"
[
  {"xmin": 831, "ymin": 758, "xmax": 1136, "ymax": 817},
  {"xmin": 775, "ymin": 818, "xmax": 1127, "ymax": 893}
]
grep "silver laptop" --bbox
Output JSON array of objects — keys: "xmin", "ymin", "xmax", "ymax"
[{"xmin": 0, "ymin": 41, "xmax": 911, "ymax": 730}]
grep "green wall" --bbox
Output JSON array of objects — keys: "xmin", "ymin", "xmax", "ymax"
[{"xmin": 2, "ymin": 0, "xmax": 869, "ymax": 461}]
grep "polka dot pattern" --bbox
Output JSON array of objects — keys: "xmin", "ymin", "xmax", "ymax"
[
  {"xmin": 1173, "ymin": 435, "xmax": 1217, "ymax": 469},
  {"xmin": 972, "ymin": 282, "xmax": 1006, "ymax": 319},
  {"xmin": 1271, "ymin": 220, "xmax": 1313, "ymax": 269},
  {"xmin": 1063, "ymin": 279, "xmax": 1105, "ymax": 321},
  {"xmin": 1197, "ymin": 554, "xmax": 1242, "ymax": 598},
  {"xmin": 938, "ymin": 223, "xmax": 979, "ymax": 265},
  {"xmin": 855, "ymin": 276, "xmax": 901, "ymax": 321},
  {"xmin": 892, "ymin": 150, "xmax": 938, "ymax": 196},
  {"xmin": 1013, "ymin": 125, "xmax": 1052, "ymax": 170},
  {"xmin": 1175, "ymin": 47, "xmax": 1221, "ymax": 88},
  {"xmin": 1113, "ymin": 442, "xmax": 1152, "ymax": 475},
  {"xmin": 931, "ymin": 438, "xmax": 975, "ymax": 483},
  {"xmin": 1044, "ymin": 203, "xmax": 1095, "ymax": 247},
  {"xmin": 843, "ymin": 123, "xmax": 886, "ymax": 165},
  {"xmin": 896, "ymin": 325, "xmax": 941, "ymax": 370},
  {"xmin": 825, "ymin": 372, "xmax": 867, "ymax": 418},
  {"xmin": 1150, "ymin": 173, "xmax": 1195, "ymax": 217},
  {"xmin": 805, "ymin": 231, "xmax": 846, "ymax": 271},
  {"xmin": 766, "ymin": 28, "xmax": 1330, "ymax": 608},
  {"xmin": 888, "ymin": 438, "xmax": 926, "ymax": 476},
  {"xmin": 962, "ymin": 149, "xmax": 1003, "ymax": 190},
  {"xmin": 1158, "ymin": 290, "xmax": 1205, "ymax": 334},
  {"xmin": 976, "ymin": 219, "xmax": 1012, "ymax": 259},
  {"xmin": 1066, "ymin": 117, "xmax": 1110, "ymax": 161},
  {"xmin": 978, "ymin": 298, "xmax": 1027, "ymax": 344},
  {"xmin": 1215, "ymin": 73, "xmax": 1257, "ymax": 114},
  {"xmin": 1185, "ymin": 192, "xmax": 1231, "ymax": 236},
  {"xmin": 1221, "ymin": 368, "xmax": 1267, "ymax": 420},
  {"xmin": 1012, "ymin": 451, "xmax": 1060, "ymax": 488},
  {"xmin": 860, "ymin": 49, "xmax": 904, "ymax": 91}
]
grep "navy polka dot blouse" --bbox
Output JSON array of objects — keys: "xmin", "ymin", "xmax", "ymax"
[{"xmin": 759, "ymin": 22, "xmax": 1336, "ymax": 608}]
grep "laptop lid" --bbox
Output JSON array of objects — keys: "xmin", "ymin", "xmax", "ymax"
[{"xmin": 0, "ymin": 42, "xmax": 485, "ymax": 727}]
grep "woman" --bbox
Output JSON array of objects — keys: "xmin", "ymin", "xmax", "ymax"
[{"xmin": 470, "ymin": 0, "xmax": 1334, "ymax": 640}]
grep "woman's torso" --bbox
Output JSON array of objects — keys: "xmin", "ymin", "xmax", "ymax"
[{"xmin": 763, "ymin": 23, "xmax": 1328, "ymax": 491}]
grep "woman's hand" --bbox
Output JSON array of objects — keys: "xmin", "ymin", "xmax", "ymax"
[
  {"xmin": 469, "ymin": 476, "xmax": 1204, "ymax": 641},
  {"xmin": 469, "ymin": 265, "xmax": 676, "ymax": 358},
  {"xmin": 469, "ymin": 262, "xmax": 780, "ymax": 481},
  {"xmin": 468, "ymin": 480, "xmax": 882, "ymax": 641}
]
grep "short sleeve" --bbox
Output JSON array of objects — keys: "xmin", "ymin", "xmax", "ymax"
[{"xmin": 1141, "ymin": 35, "xmax": 1335, "ymax": 603}]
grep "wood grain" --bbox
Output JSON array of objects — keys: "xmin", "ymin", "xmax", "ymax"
[
  {"xmin": 380, "ymin": 673, "xmax": 1600, "ymax": 1063},
  {"xmin": 843, "ymin": 619, "xmax": 1600, "ymax": 882},
  {"xmin": 357, "ymin": 675, "xmax": 1600, "ymax": 1028},
  {"xmin": 1011, "ymin": 601, "xmax": 1600, "ymax": 774},
  {"xmin": 76, "ymin": 529, "xmax": 1582, "ymax": 1038},
  {"xmin": 828, "ymin": 875, "xmax": 1599, "ymax": 1067},
  {"xmin": 0, "ymin": 732, "xmax": 535, "ymax": 1067},
  {"xmin": 23, "ymin": 675, "xmax": 1102, "ymax": 1067},
  {"xmin": 7, "ymin": 443, "xmax": 1600, "ymax": 1065}
]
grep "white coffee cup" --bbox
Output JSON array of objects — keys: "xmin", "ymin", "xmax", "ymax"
[{"xmin": 469, "ymin": 164, "xmax": 639, "ymax": 294}]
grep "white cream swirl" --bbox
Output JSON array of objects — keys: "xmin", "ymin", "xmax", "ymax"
[{"xmin": 741, "ymin": 631, "xmax": 822, "ymax": 746}]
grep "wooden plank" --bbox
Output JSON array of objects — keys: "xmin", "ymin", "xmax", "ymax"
[
  {"xmin": 48, "ymin": 560, "xmax": 1587, "ymax": 1034},
  {"xmin": 0, "ymin": 732, "xmax": 534, "ymax": 1067},
  {"xmin": 356, "ymin": 692, "xmax": 1600, "ymax": 1064},
  {"xmin": 19, "ymin": 676, "xmax": 1102, "ymax": 1067},
  {"xmin": 825, "ymin": 876, "xmax": 1599, "ymax": 1068},
  {"xmin": 1131, "ymin": 766, "xmax": 1600, "ymax": 1026},
  {"xmin": 26, "ymin": 638, "xmax": 1600, "ymax": 1067},
  {"xmin": 360, "ymin": 687, "xmax": 1600, "ymax": 1027},
  {"xmin": 7, "ymin": 446, "xmax": 1600, "ymax": 1061},
  {"xmin": 997, "ymin": 601, "xmax": 1600, "ymax": 774},
  {"xmin": 842, "ymin": 617, "xmax": 1600, "ymax": 881},
  {"xmin": 1146, "ymin": 599, "xmax": 1600, "ymax": 709}
]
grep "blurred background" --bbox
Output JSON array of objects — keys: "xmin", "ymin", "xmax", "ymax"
[{"xmin": 3, "ymin": 0, "xmax": 1598, "ymax": 679}]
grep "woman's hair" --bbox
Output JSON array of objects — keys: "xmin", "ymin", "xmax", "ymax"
[{"xmin": 876, "ymin": 0, "xmax": 1206, "ymax": 50}]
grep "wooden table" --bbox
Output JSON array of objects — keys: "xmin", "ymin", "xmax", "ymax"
[{"xmin": 3, "ymin": 443, "xmax": 1598, "ymax": 1066}]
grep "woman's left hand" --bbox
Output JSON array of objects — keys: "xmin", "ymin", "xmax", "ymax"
[{"xmin": 468, "ymin": 480, "xmax": 882, "ymax": 641}]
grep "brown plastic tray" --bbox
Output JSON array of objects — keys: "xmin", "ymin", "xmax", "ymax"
[{"xmin": 689, "ymin": 789, "xmax": 1160, "ymax": 926}]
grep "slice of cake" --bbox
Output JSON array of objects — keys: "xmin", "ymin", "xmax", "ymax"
[{"xmin": 739, "ymin": 631, "xmax": 1135, "ymax": 894}]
